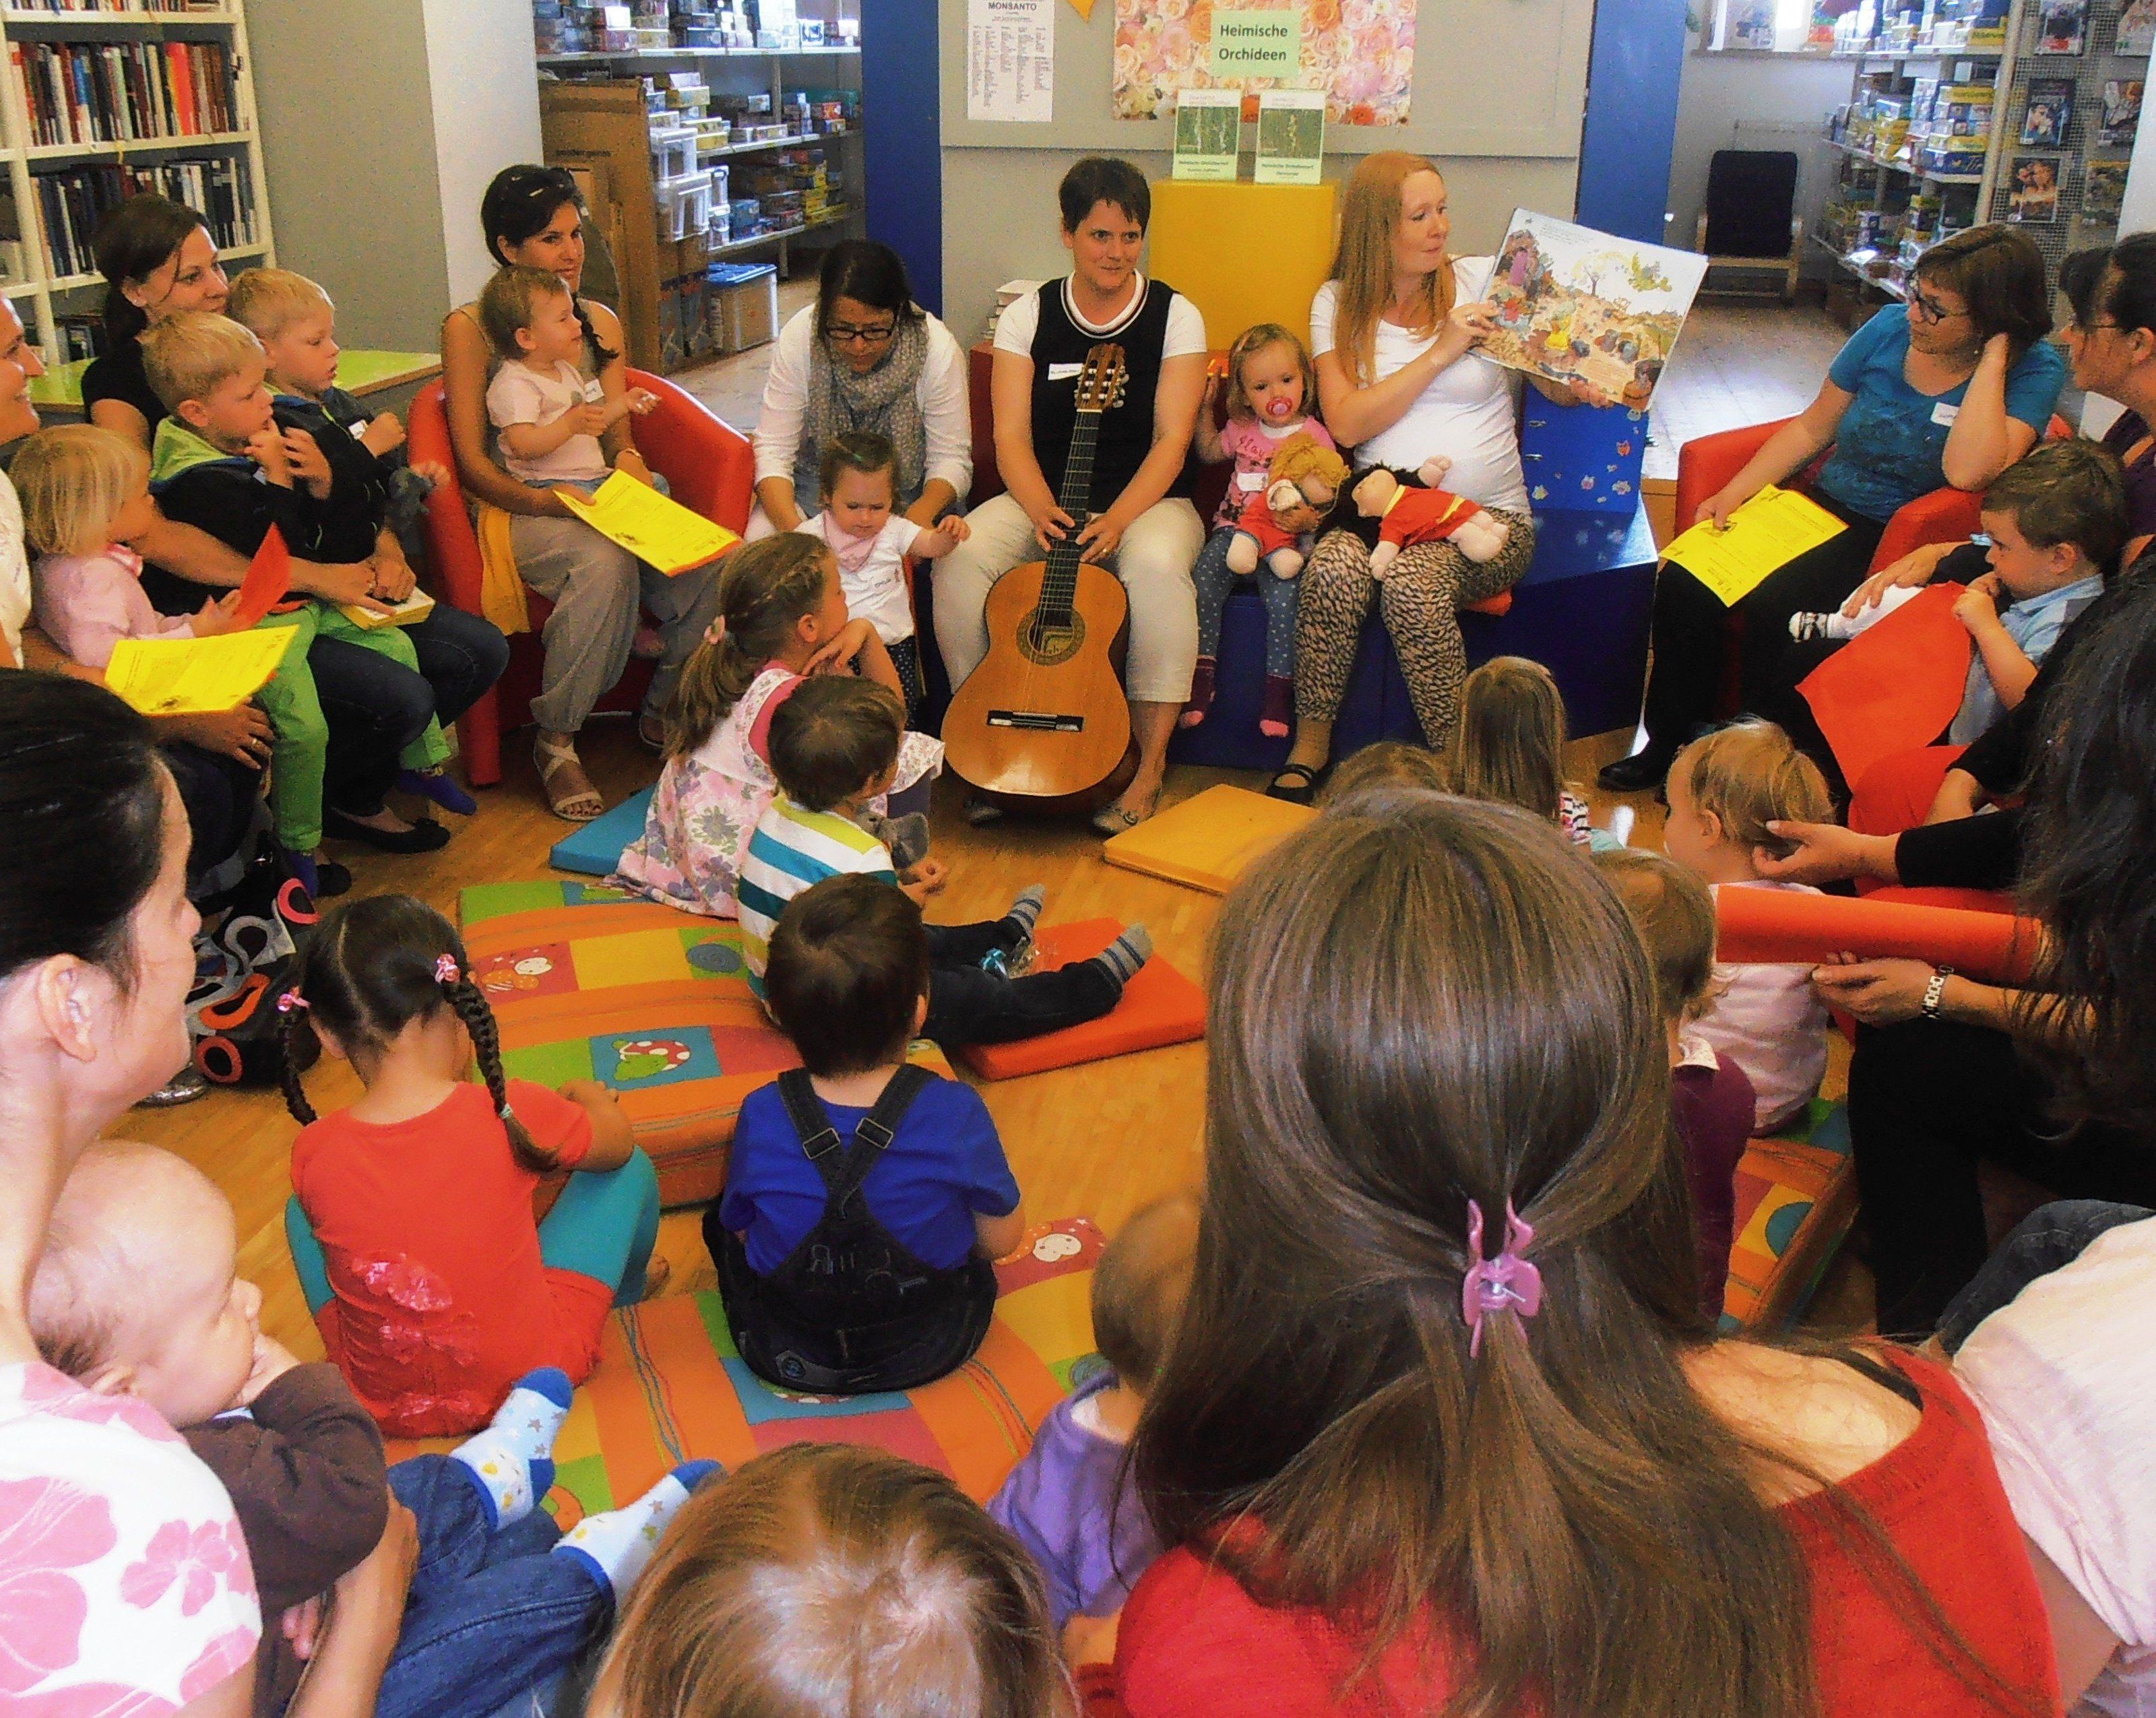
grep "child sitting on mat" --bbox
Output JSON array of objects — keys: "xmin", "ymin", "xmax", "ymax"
[
  {"xmin": 708, "ymin": 874, "xmax": 1025, "ymax": 1394},
  {"xmin": 612, "ymin": 532, "xmax": 941, "ymax": 918},
  {"xmin": 988, "ymin": 1190, "xmax": 1199, "ymax": 1630},
  {"xmin": 792, "ymin": 429, "xmax": 970, "ymax": 722},
  {"xmin": 280, "ymin": 894, "xmax": 664, "ymax": 1436},
  {"xmin": 1662, "ymin": 721, "xmax": 1834, "ymax": 1135},
  {"xmin": 738, "ymin": 675, "xmax": 1151, "ymax": 1047},
  {"xmin": 1595, "ymin": 850, "xmax": 1755, "ymax": 1318},
  {"xmin": 592, "ymin": 1444, "xmax": 1068, "ymax": 1717},
  {"xmin": 30, "ymin": 1141, "xmax": 716, "ymax": 1718},
  {"xmin": 1449, "ymin": 656, "xmax": 1614, "ymax": 850}
]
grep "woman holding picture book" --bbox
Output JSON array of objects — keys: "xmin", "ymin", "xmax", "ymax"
[{"xmin": 1600, "ymin": 225, "xmax": 2065, "ymax": 794}]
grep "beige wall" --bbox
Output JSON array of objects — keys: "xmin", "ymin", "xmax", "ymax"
[
  {"xmin": 934, "ymin": 0, "xmax": 1596, "ymax": 344},
  {"xmin": 247, "ymin": 0, "xmax": 540, "ymax": 353}
]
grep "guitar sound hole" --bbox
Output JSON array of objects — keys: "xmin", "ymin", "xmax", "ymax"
[{"xmin": 1019, "ymin": 609, "xmax": 1087, "ymax": 667}]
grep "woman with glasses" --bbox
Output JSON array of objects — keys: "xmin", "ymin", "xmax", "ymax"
[
  {"xmin": 441, "ymin": 166, "xmax": 722, "ymax": 821},
  {"xmin": 1601, "ymin": 225, "xmax": 2065, "ymax": 792},
  {"xmin": 746, "ymin": 239, "xmax": 971, "ymax": 540}
]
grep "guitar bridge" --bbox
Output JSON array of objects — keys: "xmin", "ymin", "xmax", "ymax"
[{"xmin": 986, "ymin": 710, "xmax": 1086, "ymax": 733}]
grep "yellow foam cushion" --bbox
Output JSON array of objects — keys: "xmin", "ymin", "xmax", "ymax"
[
  {"xmin": 1101, "ymin": 783, "xmax": 1315, "ymax": 895},
  {"xmin": 1147, "ymin": 180, "xmax": 1339, "ymax": 353}
]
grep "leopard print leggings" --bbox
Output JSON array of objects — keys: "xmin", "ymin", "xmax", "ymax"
[{"xmin": 1292, "ymin": 505, "xmax": 1537, "ymax": 748}]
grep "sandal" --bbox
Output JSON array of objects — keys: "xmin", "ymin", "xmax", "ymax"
[
  {"xmin": 534, "ymin": 734, "xmax": 604, "ymax": 823},
  {"xmin": 1091, "ymin": 792, "xmax": 1158, "ymax": 837},
  {"xmin": 1267, "ymin": 763, "xmax": 1321, "ymax": 805}
]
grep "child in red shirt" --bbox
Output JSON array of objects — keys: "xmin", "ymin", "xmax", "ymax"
[{"xmin": 280, "ymin": 893, "xmax": 662, "ymax": 1436}]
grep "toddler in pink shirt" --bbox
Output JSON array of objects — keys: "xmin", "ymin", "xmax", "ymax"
[
  {"xmin": 1662, "ymin": 720, "xmax": 1836, "ymax": 1134},
  {"xmin": 20, "ymin": 424, "xmax": 241, "ymax": 668}
]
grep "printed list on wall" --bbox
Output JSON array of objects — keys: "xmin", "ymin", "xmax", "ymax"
[
  {"xmin": 1112, "ymin": 0, "xmax": 1418, "ymax": 123},
  {"xmin": 970, "ymin": 0, "xmax": 1057, "ymax": 122}
]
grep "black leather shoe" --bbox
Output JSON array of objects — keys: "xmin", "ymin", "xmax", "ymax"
[
  {"xmin": 1597, "ymin": 747, "xmax": 1675, "ymax": 794},
  {"xmin": 322, "ymin": 808, "xmax": 451, "ymax": 852}
]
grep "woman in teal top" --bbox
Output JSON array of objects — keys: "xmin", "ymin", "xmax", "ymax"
[{"xmin": 1604, "ymin": 226, "xmax": 2068, "ymax": 792}]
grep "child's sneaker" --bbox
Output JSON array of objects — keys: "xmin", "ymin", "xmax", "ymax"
[{"xmin": 1787, "ymin": 610, "xmax": 1845, "ymax": 643}]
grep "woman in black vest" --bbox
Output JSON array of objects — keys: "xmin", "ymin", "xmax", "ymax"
[{"xmin": 932, "ymin": 157, "xmax": 1210, "ymax": 833}]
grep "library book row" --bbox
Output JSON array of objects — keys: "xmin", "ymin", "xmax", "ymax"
[
  {"xmin": 11, "ymin": 154, "xmax": 257, "ymax": 303},
  {"xmin": 10, "ymin": 38, "xmax": 239, "ymax": 150}
]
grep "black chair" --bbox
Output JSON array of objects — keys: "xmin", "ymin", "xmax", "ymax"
[{"xmin": 1695, "ymin": 149, "xmax": 1803, "ymax": 301}]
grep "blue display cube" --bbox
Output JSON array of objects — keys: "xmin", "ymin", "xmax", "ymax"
[{"xmin": 1519, "ymin": 399, "xmax": 1650, "ymax": 513}]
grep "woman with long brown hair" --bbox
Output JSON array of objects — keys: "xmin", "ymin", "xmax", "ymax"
[
  {"xmin": 1093, "ymin": 794, "xmax": 2058, "ymax": 1717},
  {"xmin": 1269, "ymin": 153, "xmax": 1557, "ymax": 802}
]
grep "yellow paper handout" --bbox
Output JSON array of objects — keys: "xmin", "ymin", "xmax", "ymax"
[
  {"xmin": 1659, "ymin": 484, "xmax": 1850, "ymax": 607},
  {"xmin": 554, "ymin": 472, "xmax": 740, "ymax": 577},
  {"xmin": 105, "ymin": 625, "xmax": 301, "ymax": 715}
]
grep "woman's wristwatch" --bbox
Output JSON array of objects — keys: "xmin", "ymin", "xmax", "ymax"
[{"xmin": 1921, "ymin": 965, "xmax": 1955, "ymax": 1022}]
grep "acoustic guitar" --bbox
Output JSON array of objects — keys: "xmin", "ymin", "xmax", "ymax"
[{"xmin": 943, "ymin": 342, "xmax": 1138, "ymax": 810}]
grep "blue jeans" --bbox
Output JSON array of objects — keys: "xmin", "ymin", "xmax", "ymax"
[
  {"xmin": 311, "ymin": 606, "xmax": 510, "ymax": 815},
  {"xmin": 1934, "ymin": 1199, "xmax": 2154, "ymax": 1354},
  {"xmin": 286, "ymin": 1149, "xmax": 663, "ymax": 1315},
  {"xmin": 377, "ymin": 1456, "xmax": 608, "ymax": 1718}
]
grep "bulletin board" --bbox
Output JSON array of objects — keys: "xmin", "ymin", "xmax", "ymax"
[{"xmin": 940, "ymin": 0, "xmax": 1596, "ymax": 160}]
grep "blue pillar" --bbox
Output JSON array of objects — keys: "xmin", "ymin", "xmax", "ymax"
[
  {"xmin": 1575, "ymin": 0, "xmax": 1688, "ymax": 247},
  {"xmin": 862, "ymin": 0, "xmax": 943, "ymax": 314}
]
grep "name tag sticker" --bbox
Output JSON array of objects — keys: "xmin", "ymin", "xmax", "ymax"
[
  {"xmin": 1236, "ymin": 471, "xmax": 1267, "ymax": 490},
  {"xmin": 1931, "ymin": 401, "xmax": 1960, "ymax": 427},
  {"xmin": 1046, "ymin": 362, "xmax": 1083, "ymax": 382},
  {"xmin": 582, "ymin": 379, "xmax": 606, "ymax": 404}
]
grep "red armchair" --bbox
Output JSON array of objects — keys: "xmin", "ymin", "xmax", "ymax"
[
  {"xmin": 1674, "ymin": 413, "xmax": 2072, "ymax": 715},
  {"xmin": 410, "ymin": 368, "xmax": 755, "ymax": 786}
]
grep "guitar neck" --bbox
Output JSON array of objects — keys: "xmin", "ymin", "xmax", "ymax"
[{"xmin": 1041, "ymin": 406, "xmax": 1102, "ymax": 621}]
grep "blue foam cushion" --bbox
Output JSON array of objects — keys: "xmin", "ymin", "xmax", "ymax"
[{"xmin": 548, "ymin": 786, "xmax": 656, "ymax": 876}]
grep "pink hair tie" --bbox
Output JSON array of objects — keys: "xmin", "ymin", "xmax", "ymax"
[
  {"xmin": 1461, "ymin": 1199, "xmax": 1542, "ymax": 1358},
  {"xmin": 434, "ymin": 954, "xmax": 462, "ymax": 986},
  {"xmin": 275, "ymin": 990, "xmax": 309, "ymax": 1015},
  {"xmin": 703, "ymin": 616, "xmax": 727, "ymax": 647}
]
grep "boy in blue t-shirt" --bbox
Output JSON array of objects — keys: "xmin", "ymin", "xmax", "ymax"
[{"xmin": 707, "ymin": 871, "xmax": 1029, "ymax": 1394}]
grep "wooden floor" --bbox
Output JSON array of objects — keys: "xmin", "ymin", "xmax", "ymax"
[
  {"xmin": 125, "ymin": 722, "xmax": 1719, "ymax": 1360},
  {"xmin": 126, "ymin": 294, "xmax": 1882, "ymax": 1361}
]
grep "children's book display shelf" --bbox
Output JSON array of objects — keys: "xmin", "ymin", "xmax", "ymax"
[{"xmin": 0, "ymin": 1, "xmax": 275, "ymax": 363}]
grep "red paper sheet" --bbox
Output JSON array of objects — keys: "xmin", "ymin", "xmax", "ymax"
[
  {"xmin": 230, "ymin": 525, "xmax": 292, "ymax": 628},
  {"xmin": 1797, "ymin": 583, "xmax": 1973, "ymax": 789}
]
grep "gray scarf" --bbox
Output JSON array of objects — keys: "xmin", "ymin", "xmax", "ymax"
[{"xmin": 796, "ymin": 312, "xmax": 931, "ymax": 513}]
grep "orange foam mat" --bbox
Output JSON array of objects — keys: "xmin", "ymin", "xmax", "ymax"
[
  {"xmin": 1100, "ymin": 784, "xmax": 1315, "ymax": 896},
  {"xmin": 1715, "ymin": 885, "xmax": 2040, "ymax": 984},
  {"xmin": 953, "ymin": 918, "xmax": 1207, "ymax": 1081}
]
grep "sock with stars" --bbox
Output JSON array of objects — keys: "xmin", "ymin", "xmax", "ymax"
[
  {"xmin": 552, "ymin": 1459, "xmax": 722, "ymax": 1603},
  {"xmin": 449, "ymin": 1367, "xmax": 573, "ymax": 1530}
]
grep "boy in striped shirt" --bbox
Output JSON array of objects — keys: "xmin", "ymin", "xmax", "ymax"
[{"xmin": 736, "ymin": 676, "xmax": 1151, "ymax": 1045}]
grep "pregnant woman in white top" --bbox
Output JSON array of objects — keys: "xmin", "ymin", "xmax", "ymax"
[{"xmin": 1272, "ymin": 153, "xmax": 1594, "ymax": 802}]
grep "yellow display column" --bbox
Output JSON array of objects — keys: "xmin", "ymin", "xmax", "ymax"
[{"xmin": 1146, "ymin": 180, "xmax": 1339, "ymax": 351}]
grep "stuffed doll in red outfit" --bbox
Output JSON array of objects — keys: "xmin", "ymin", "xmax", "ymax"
[
  {"xmin": 1353, "ymin": 457, "xmax": 1511, "ymax": 579},
  {"xmin": 1226, "ymin": 435, "xmax": 1350, "ymax": 581}
]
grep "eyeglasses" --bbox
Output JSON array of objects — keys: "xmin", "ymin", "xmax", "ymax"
[
  {"xmin": 824, "ymin": 322, "xmax": 896, "ymax": 347},
  {"xmin": 1909, "ymin": 291, "xmax": 1967, "ymax": 324}
]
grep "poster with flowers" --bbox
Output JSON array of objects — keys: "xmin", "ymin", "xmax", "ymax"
[{"xmin": 1111, "ymin": 0, "xmax": 1418, "ymax": 125}]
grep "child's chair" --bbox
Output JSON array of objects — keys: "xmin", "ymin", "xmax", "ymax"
[
  {"xmin": 1674, "ymin": 412, "xmax": 2073, "ymax": 717},
  {"xmin": 409, "ymin": 369, "xmax": 755, "ymax": 786}
]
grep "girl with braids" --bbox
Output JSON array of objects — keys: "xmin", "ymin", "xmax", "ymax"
[
  {"xmin": 1081, "ymin": 796, "xmax": 2058, "ymax": 1718},
  {"xmin": 278, "ymin": 893, "xmax": 662, "ymax": 1436},
  {"xmin": 612, "ymin": 532, "xmax": 941, "ymax": 916}
]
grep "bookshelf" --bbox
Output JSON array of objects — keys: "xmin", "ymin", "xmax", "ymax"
[{"xmin": 0, "ymin": 0, "xmax": 275, "ymax": 363}]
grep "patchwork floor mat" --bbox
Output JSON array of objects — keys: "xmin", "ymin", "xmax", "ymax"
[
  {"xmin": 385, "ymin": 1219, "xmax": 1106, "ymax": 1521},
  {"xmin": 459, "ymin": 881, "xmax": 950, "ymax": 1207}
]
